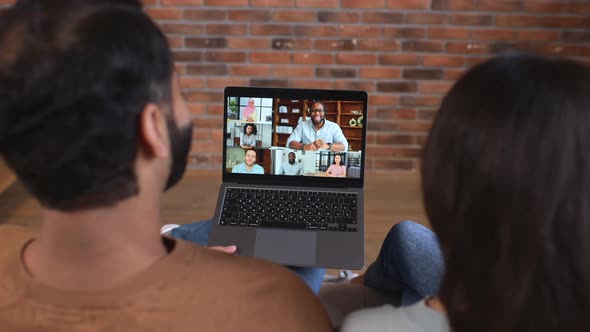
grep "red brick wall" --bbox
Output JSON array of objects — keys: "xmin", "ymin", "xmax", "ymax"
[{"xmin": 2, "ymin": 0, "xmax": 589, "ymax": 171}]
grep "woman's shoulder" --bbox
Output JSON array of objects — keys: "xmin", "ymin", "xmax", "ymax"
[{"xmin": 341, "ymin": 301, "xmax": 449, "ymax": 332}]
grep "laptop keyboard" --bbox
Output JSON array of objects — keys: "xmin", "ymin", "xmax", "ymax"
[{"xmin": 219, "ymin": 187, "xmax": 358, "ymax": 232}]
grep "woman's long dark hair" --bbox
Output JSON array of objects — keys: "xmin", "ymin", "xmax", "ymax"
[
  {"xmin": 332, "ymin": 153, "xmax": 344, "ymax": 165},
  {"xmin": 242, "ymin": 123, "xmax": 257, "ymax": 136},
  {"xmin": 422, "ymin": 54, "xmax": 590, "ymax": 332}
]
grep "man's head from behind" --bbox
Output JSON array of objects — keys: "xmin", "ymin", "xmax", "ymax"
[{"xmin": 0, "ymin": 0, "xmax": 191, "ymax": 211}]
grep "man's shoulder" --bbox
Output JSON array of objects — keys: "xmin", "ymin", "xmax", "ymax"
[
  {"xmin": 324, "ymin": 119, "xmax": 340, "ymax": 128},
  {"xmin": 171, "ymin": 240, "xmax": 304, "ymax": 287},
  {"xmin": 164, "ymin": 241, "xmax": 332, "ymax": 331},
  {"xmin": 0, "ymin": 225, "xmax": 34, "ymax": 252},
  {"xmin": 0, "ymin": 224, "xmax": 33, "ymax": 235},
  {"xmin": 0, "ymin": 226, "xmax": 32, "ymax": 279},
  {"xmin": 301, "ymin": 118, "xmax": 314, "ymax": 126}
]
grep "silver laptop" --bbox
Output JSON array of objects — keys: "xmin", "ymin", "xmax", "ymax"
[{"xmin": 208, "ymin": 87, "xmax": 367, "ymax": 269}]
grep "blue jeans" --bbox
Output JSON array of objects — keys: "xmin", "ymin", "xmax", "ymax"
[
  {"xmin": 169, "ymin": 220, "xmax": 326, "ymax": 294},
  {"xmin": 362, "ymin": 220, "xmax": 444, "ymax": 305},
  {"xmin": 170, "ymin": 219, "xmax": 444, "ymax": 304}
]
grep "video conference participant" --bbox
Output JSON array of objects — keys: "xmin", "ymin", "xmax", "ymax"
[
  {"xmin": 279, "ymin": 151, "xmax": 304, "ymax": 176},
  {"xmin": 325, "ymin": 154, "xmax": 346, "ymax": 177},
  {"xmin": 242, "ymin": 98, "xmax": 257, "ymax": 122},
  {"xmin": 240, "ymin": 123, "xmax": 257, "ymax": 149},
  {"xmin": 286, "ymin": 101, "xmax": 348, "ymax": 152},
  {"xmin": 232, "ymin": 149, "xmax": 264, "ymax": 174}
]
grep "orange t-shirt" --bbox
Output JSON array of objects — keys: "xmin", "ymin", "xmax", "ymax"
[{"xmin": 0, "ymin": 225, "xmax": 332, "ymax": 332}]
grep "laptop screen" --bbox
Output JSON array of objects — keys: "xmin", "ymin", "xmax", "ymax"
[{"xmin": 222, "ymin": 87, "xmax": 367, "ymax": 188}]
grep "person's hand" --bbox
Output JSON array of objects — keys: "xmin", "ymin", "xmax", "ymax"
[
  {"xmin": 304, "ymin": 143, "xmax": 318, "ymax": 151},
  {"xmin": 313, "ymin": 139, "xmax": 329, "ymax": 149},
  {"xmin": 208, "ymin": 245, "xmax": 237, "ymax": 254}
]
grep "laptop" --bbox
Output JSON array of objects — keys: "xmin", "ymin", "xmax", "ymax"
[{"xmin": 208, "ymin": 87, "xmax": 367, "ymax": 269}]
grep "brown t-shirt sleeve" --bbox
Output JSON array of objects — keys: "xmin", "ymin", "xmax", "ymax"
[
  {"xmin": 0, "ymin": 231, "xmax": 333, "ymax": 332},
  {"xmin": 182, "ymin": 245, "xmax": 333, "ymax": 332},
  {"xmin": 243, "ymin": 265, "xmax": 333, "ymax": 332}
]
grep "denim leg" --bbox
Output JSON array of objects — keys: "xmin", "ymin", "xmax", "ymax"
[
  {"xmin": 168, "ymin": 220, "xmax": 325, "ymax": 294},
  {"xmin": 168, "ymin": 219, "xmax": 213, "ymax": 246},
  {"xmin": 363, "ymin": 220, "xmax": 444, "ymax": 306},
  {"xmin": 288, "ymin": 266, "xmax": 326, "ymax": 294}
]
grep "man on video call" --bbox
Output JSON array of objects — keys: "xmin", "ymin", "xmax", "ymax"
[
  {"xmin": 286, "ymin": 101, "xmax": 348, "ymax": 152},
  {"xmin": 232, "ymin": 149, "xmax": 265, "ymax": 174},
  {"xmin": 279, "ymin": 151, "xmax": 305, "ymax": 176},
  {"xmin": 0, "ymin": 1, "xmax": 331, "ymax": 331}
]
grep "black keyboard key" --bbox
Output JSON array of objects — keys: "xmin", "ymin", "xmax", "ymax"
[
  {"xmin": 336, "ymin": 217, "xmax": 357, "ymax": 224},
  {"xmin": 223, "ymin": 205, "xmax": 238, "ymax": 212},
  {"xmin": 260, "ymin": 220, "xmax": 306, "ymax": 230}
]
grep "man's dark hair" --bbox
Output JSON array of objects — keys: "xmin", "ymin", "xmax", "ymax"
[
  {"xmin": 0, "ymin": 0, "xmax": 173, "ymax": 211},
  {"xmin": 311, "ymin": 101, "xmax": 326, "ymax": 112},
  {"xmin": 422, "ymin": 54, "xmax": 590, "ymax": 332},
  {"xmin": 242, "ymin": 123, "xmax": 257, "ymax": 136}
]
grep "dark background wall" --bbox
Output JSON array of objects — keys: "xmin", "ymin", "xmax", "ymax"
[{"xmin": 3, "ymin": 0, "xmax": 589, "ymax": 171}]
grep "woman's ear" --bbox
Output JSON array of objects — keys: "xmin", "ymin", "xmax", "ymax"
[{"xmin": 138, "ymin": 103, "xmax": 170, "ymax": 158}]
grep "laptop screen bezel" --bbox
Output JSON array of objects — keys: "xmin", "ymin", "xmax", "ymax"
[{"xmin": 222, "ymin": 86, "xmax": 368, "ymax": 189}]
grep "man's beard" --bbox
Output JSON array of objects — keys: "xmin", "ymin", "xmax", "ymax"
[
  {"xmin": 164, "ymin": 117, "xmax": 192, "ymax": 191},
  {"xmin": 288, "ymin": 159, "xmax": 296, "ymax": 165},
  {"xmin": 312, "ymin": 116, "xmax": 325, "ymax": 125}
]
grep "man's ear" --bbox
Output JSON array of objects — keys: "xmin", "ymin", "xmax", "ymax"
[{"xmin": 138, "ymin": 103, "xmax": 170, "ymax": 158}]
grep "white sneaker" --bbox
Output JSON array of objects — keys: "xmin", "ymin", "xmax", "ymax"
[
  {"xmin": 323, "ymin": 270, "xmax": 359, "ymax": 284},
  {"xmin": 160, "ymin": 224, "xmax": 180, "ymax": 235}
]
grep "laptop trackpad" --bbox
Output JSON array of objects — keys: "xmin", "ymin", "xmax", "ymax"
[{"xmin": 254, "ymin": 229, "xmax": 317, "ymax": 266}]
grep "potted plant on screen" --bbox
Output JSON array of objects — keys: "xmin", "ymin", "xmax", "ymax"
[{"xmin": 228, "ymin": 98, "xmax": 238, "ymax": 119}]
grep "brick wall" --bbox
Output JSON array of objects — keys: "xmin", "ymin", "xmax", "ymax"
[{"xmin": 2, "ymin": 0, "xmax": 589, "ymax": 171}]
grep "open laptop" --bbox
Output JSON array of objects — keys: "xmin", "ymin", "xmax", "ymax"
[{"xmin": 208, "ymin": 87, "xmax": 367, "ymax": 269}]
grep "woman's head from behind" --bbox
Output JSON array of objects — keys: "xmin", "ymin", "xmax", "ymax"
[{"xmin": 422, "ymin": 54, "xmax": 590, "ymax": 332}]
